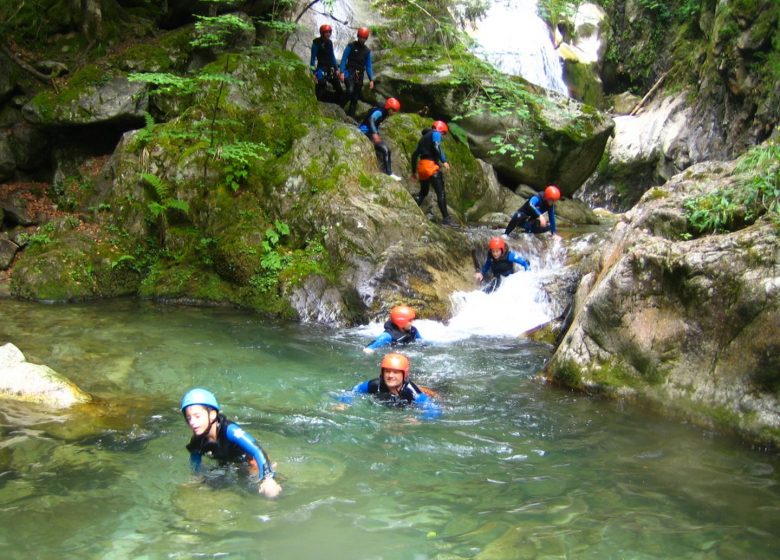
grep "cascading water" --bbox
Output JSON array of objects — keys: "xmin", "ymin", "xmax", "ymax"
[
  {"xmin": 355, "ymin": 236, "xmax": 567, "ymax": 343},
  {"xmin": 465, "ymin": 0, "xmax": 569, "ymax": 95}
]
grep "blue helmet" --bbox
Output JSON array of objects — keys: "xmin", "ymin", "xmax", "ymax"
[{"xmin": 180, "ymin": 388, "xmax": 219, "ymax": 412}]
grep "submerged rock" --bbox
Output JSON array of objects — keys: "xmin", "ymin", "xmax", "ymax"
[{"xmin": 0, "ymin": 343, "xmax": 91, "ymax": 407}]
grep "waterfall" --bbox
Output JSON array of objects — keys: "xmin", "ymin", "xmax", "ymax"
[
  {"xmin": 354, "ymin": 236, "xmax": 567, "ymax": 343},
  {"xmin": 465, "ymin": 0, "xmax": 568, "ymax": 95}
]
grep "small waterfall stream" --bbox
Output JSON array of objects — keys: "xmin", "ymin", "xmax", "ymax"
[{"xmin": 465, "ymin": 0, "xmax": 568, "ymax": 94}]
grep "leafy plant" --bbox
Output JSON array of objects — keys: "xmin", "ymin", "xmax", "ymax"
[
  {"xmin": 141, "ymin": 172, "xmax": 190, "ymax": 244},
  {"xmin": 685, "ymin": 141, "xmax": 780, "ymax": 234}
]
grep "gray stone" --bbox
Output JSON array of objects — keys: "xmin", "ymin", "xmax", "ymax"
[{"xmin": 0, "ymin": 233, "xmax": 18, "ymax": 270}]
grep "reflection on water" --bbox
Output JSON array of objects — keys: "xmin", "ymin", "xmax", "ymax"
[{"xmin": 1, "ymin": 299, "xmax": 778, "ymax": 559}]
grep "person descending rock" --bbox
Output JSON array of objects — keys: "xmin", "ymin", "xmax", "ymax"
[
  {"xmin": 504, "ymin": 185, "xmax": 561, "ymax": 237},
  {"xmin": 358, "ymin": 97, "xmax": 402, "ymax": 179},
  {"xmin": 309, "ymin": 24, "xmax": 343, "ymax": 102},
  {"xmin": 412, "ymin": 120, "xmax": 452, "ymax": 225},
  {"xmin": 339, "ymin": 353, "xmax": 441, "ymax": 419},
  {"xmin": 339, "ymin": 26, "xmax": 374, "ymax": 117},
  {"xmin": 364, "ymin": 305, "xmax": 423, "ymax": 354},
  {"xmin": 475, "ymin": 236, "xmax": 530, "ymax": 293},
  {"xmin": 180, "ymin": 388, "xmax": 282, "ymax": 498}
]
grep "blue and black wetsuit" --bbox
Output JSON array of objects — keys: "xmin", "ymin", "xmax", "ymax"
[
  {"xmin": 412, "ymin": 128, "xmax": 449, "ymax": 221},
  {"xmin": 310, "ymin": 36, "xmax": 342, "ymax": 101},
  {"xmin": 365, "ymin": 320, "xmax": 423, "ymax": 351},
  {"xmin": 340, "ymin": 40, "xmax": 374, "ymax": 116},
  {"xmin": 341, "ymin": 377, "xmax": 441, "ymax": 419},
  {"xmin": 505, "ymin": 193, "xmax": 557, "ymax": 235},
  {"xmin": 186, "ymin": 413, "xmax": 275, "ymax": 479},
  {"xmin": 480, "ymin": 250, "xmax": 530, "ymax": 292},
  {"xmin": 359, "ymin": 106, "xmax": 393, "ymax": 175}
]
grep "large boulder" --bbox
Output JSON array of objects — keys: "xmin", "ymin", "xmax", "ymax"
[
  {"xmin": 0, "ymin": 343, "xmax": 91, "ymax": 407},
  {"xmin": 558, "ymin": 2, "xmax": 609, "ymax": 108},
  {"xmin": 576, "ymin": 92, "xmax": 699, "ymax": 211},
  {"xmin": 373, "ymin": 45, "xmax": 614, "ymax": 194},
  {"xmin": 547, "ymin": 160, "xmax": 780, "ymax": 443}
]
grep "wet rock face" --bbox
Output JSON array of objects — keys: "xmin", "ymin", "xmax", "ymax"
[
  {"xmin": 0, "ymin": 343, "xmax": 92, "ymax": 408},
  {"xmin": 549, "ymin": 161, "xmax": 780, "ymax": 443}
]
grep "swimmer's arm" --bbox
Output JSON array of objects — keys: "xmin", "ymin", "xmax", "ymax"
[
  {"xmin": 364, "ymin": 332, "xmax": 392, "ymax": 352},
  {"xmin": 189, "ymin": 452, "xmax": 203, "ymax": 473},
  {"xmin": 413, "ymin": 392, "xmax": 442, "ymax": 420},
  {"xmin": 226, "ymin": 423, "xmax": 274, "ymax": 479},
  {"xmin": 337, "ymin": 380, "xmax": 370, "ymax": 404}
]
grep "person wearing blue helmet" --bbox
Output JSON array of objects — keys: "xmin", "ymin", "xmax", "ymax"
[{"xmin": 180, "ymin": 388, "xmax": 282, "ymax": 498}]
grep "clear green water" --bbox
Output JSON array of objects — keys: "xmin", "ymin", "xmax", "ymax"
[{"xmin": 0, "ymin": 299, "xmax": 778, "ymax": 559}]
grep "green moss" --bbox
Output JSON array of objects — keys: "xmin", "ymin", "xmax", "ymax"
[{"xmin": 550, "ymin": 359, "xmax": 586, "ymax": 389}]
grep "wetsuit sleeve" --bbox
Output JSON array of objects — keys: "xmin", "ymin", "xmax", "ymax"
[
  {"xmin": 367, "ymin": 109, "xmax": 381, "ymax": 135},
  {"xmin": 365, "ymin": 51, "xmax": 374, "ymax": 80},
  {"xmin": 225, "ymin": 423, "xmax": 274, "ymax": 478},
  {"xmin": 339, "ymin": 44, "xmax": 351, "ymax": 73},
  {"xmin": 366, "ymin": 331, "xmax": 393, "ymax": 350},
  {"xmin": 433, "ymin": 131, "xmax": 447, "ymax": 163},
  {"xmin": 528, "ymin": 195, "xmax": 544, "ymax": 217},
  {"xmin": 481, "ymin": 255, "xmax": 491, "ymax": 276},
  {"xmin": 411, "ymin": 143, "xmax": 421, "ymax": 172},
  {"xmin": 189, "ymin": 452, "xmax": 202, "ymax": 473},
  {"xmin": 309, "ymin": 42, "xmax": 318, "ymax": 71},
  {"xmin": 508, "ymin": 250, "xmax": 530, "ymax": 270},
  {"xmin": 337, "ymin": 380, "xmax": 371, "ymax": 404},
  {"xmin": 413, "ymin": 392, "xmax": 442, "ymax": 420},
  {"xmin": 549, "ymin": 205, "xmax": 557, "ymax": 234}
]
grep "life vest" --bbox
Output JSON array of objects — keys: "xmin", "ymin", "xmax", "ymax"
[
  {"xmin": 312, "ymin": 37, "xmax": 336, "ymax": 68},
  {"xmin": 490, "ymin": 252, "xmax": 515, "ymax": 277},
  {"xmin": 185, "ymin": 414, "xmax": 266, "ymax": 468},
  {"xmin": 383, "ymin": 320, "xmax": 419, "ymax": 345},
  {"xmin": 366, "ymin": 377, "xmax": 426, "ymax": 404},
  {"xmin": 345, "ymin": 40, "xmax": 370, "ymax": 73}
]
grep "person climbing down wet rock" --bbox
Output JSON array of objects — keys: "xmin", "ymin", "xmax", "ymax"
[
  {"xmin": 310, "ymin": 24, "xmax": 343, "ymax": 103},
  {"xmin": 358, "ymin": 97, "xmax": 402, "ymax": 179},
  {"xmin": 412, "ymin": 120, "xmax": 452, "ymax": 225},
  {"xmin": 339, "ymin": 26, "xmax": 374, "ymax": 117},
  {"xmin": 504, "ymin": 185, "xmax": 561, "ymax": 237}
]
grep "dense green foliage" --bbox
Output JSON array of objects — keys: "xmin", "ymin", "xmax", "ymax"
[{"xmin": 685, "ymin": 141, "xmax": 780, "ymax": 234}]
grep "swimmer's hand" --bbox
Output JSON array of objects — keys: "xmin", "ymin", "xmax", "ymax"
[{"xmin": 259, "ymin": 475, "xmax": 282, "ymax": 498}]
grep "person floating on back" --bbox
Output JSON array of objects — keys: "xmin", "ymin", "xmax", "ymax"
[
  {"xmin": 339, "ymin": 353, "xmax": 441, "ymax": 419},
  {"xmin": 412, "ymin": 120, "xmax": 453, "ymax": 225},
  {"xmin": 364, "ymin": 305, "xmax": 423, "ymax": 354},
  {"xmin": 310, "ymin": 24, "xmax": 343, "ymax": 102},
  {"xmin": 504, "ymin": 185, "xmax": 561, "ymax": 237},
  {"xmin": 180, "ymin": 388, "xmax": 282, "ymax": 498},
  {"xmin": 339, "ymin": 26, "xmax": 374, "ymax": 117},
  {"xmin": 358, "ymin": 97, "xmax": 402, "ymax": 179},
  {"xmin": 475, "ymin": 236, "xmax": 530, "ymax": 293}
]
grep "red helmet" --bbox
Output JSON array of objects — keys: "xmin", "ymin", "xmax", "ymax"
[
  {"xmin": 384, "ymin": 97, "xmax": 400, "ymax": 111},
  {"xmin": 432, "ymin": 121, "xmax": 448, "ymax": 134},
  {"xmin": 357, "ymin": 26, "xmax": 370, "ymax": 39},
  {"xmin": 488, "ymin": 236, "xmax": 506, "ymax": 251},
  {"xmin": 319, "ymin": 24, "xmax": 332, "ymax": 35},
  {"xmin": 544, "ymin": 185, "xmax": 561, "ymax": 202},
  {"xmin": 390, "ymin": 305, "xmax": 416, "ymax": 329},
  {"xmin": 381, "ymin": 352, "xmax": 410, "ymax": 379}
]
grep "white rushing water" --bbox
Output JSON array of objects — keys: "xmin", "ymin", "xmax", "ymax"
[
  {"xmin": 355, "ymin": 236, "xmax": 566, "ymax": 343},
  {"xmin": 465, "ymin": 0, "xmax": 568, "ymax": 95}
]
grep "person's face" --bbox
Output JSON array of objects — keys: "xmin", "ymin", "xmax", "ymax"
[
  {"xmin": 321, "ymin": 30, "xmax": 331, "ymax": 38},
  {"xmin": 382, "ymin": 368, "xmax": 405, "ymax": 390},
  {"xmin": 491, "ymin": 248, "xmax": 503, "ymax": 259},
  {"xmin": 184, "ymin": 405, "xmax": 216, "ymax": 437}
]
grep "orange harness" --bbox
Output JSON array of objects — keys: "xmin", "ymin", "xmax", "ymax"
[{"xmin": 416, "ymin": 159, "xmax": 440, "ymax": 181}]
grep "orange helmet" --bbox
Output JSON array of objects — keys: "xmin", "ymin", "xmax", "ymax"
[
  {"xmin": 357, "ymin": 26, "xmax": 370, "ymax": 39},
  {"xmin": 432, "ymin": 120, "xmax": 448, "ymax": 134},
  {"xmin": 381, "ymin": 352, "xmax": 410, "ymax": 379},
  {"xmin": 488, "ymin": 236, "xmax": 506, "ymax": 251},
  {"xmin": 385, "ymin": 97, "xmax": 400, "ymax": 111},
  {"xmin": 544, "ymin": 185, "xmax": 561, "ymax": 202},
  {"xmin": 319, "ymin": 24, "xmax": 332, "ymax": 35},
  {"xmin": 389, "ymin": 305, "xmax": 415, "ymax": 329}
]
